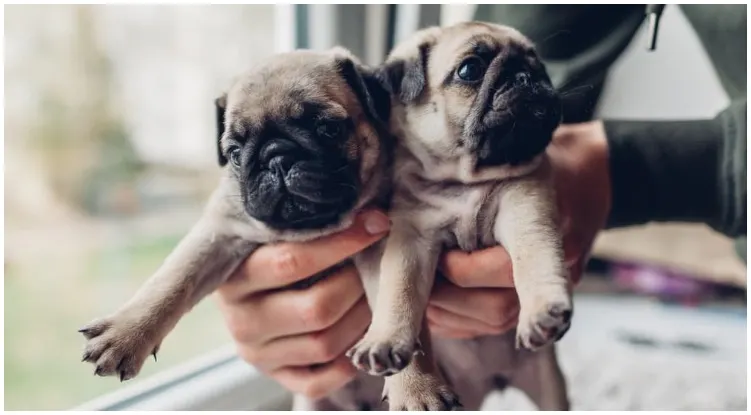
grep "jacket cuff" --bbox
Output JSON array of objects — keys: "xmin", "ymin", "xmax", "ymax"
[{"xmin": 603, "ymin": 117, "xmax": 722, "ymax": 231}]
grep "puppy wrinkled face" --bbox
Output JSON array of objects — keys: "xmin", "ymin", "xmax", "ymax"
[
  {"xmin": 383, "ymin": 22, "xmax": 561, "ymax": 182},
  {"xmin": 216, "ymin": 50, "xmax": 389, "ymax": 231}
]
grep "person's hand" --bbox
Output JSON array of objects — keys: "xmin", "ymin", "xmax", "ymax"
[
  {"xmin": 215, "ymin": 210, "xmax": 390, "ymax": 399},
  {"xmin": 427, "ymin": 120, "xmax": 611, "ymax": 339}
]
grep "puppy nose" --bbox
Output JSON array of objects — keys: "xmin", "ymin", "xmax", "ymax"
[{"xmin": 514, "ymin": 72, "xmax": 530, "ymax": 87}]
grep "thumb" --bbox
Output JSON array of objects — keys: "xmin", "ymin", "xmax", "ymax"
[
  {"xmin": 438, "ymin": 246, "xmax": 515, "ymax": 288},
  {"xmin": 232, "ymin": 209, "xmax": 391, "ymax": 294}
]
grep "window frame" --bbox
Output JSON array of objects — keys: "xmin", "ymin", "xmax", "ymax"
[{"xmin": 73, "ymin": 345, "xmax": 291, "ymax": 411}]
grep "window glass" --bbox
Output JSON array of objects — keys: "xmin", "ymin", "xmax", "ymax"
[{"xmin": 5, "ymin": 4, "xmax": 280, "ymax": 410}]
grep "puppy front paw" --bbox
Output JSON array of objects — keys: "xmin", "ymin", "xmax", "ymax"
[
  {"xmin": 385, "ymin": 374, "xmax": 462, "ymax": 411},
  {"xmin": 79, "ymin": 315, "xmax": 162, "ymax": 381},
  {"xmin": 516, "ymin": 291, "xmax": 572, "ymax": 351},
  {"xmin": 346, "ymin": 333, "xmax": 418, "ymax": 376}
]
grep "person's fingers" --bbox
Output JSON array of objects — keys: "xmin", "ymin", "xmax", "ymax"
[
  {"xmin": 560, "ymin": 222, "xmax": 590, "ymax": 285},
  {"xmin": 245, "ymin": 297, "xmax": 370, "ymax": 372},
  {"xmin": 438, "ymin": 246, "xmax": 514, "ymax": 288},
  {"xmin": 269, "ymin": 355, "xmax": 358, "ymax": 400},
  {"xmin": 428, "ymin": 324, "xmax": 479, "ymax": 340},
  {"xmin": 429, "ymin": 280, "xmax": 519, "ymax": 327},
  {"xmin": 219, "ymin": 265, "xmax": 365, "ymax": 344},
  {"xmin": 219, "ymin": 210, "xmax": 390, "ymax": 300},
  {"xmin": 567, "ymin": 255, "xmax": 586, "ymax": 285},
  {"xmin": 425, "ymin": 305, "xmax": 506, "ymax": 336}
]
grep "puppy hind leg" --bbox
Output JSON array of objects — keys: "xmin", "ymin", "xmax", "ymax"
[
  {"xmin": 510, "ymin": 345, "xmax": 570, "ymax": 411},
  {"xmin": 383, "ymin": 320, "xmax": 461, "ymax": 411}
]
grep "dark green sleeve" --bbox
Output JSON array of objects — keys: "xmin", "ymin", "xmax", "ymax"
[
  {"xmin": 474, "ymin": 5, "xmax": 645, "ymax": 123},
  {"xmin": 605, "ymin": 99, "xmax": 747, "ymax": 238},
  {"xmin": 477, "ymin": 5, "xmax": 747, "ymax": 239}
]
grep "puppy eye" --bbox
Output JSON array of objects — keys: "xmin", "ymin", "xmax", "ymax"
[
  {"xmin": 316, "ymin": 121, "xmax": 343, "ymax": 139},
  {"xmin": 456, "ymin": 57, "xmax": 486, "ymax": 83},
  {"xmin": 228, "ymin": 146, "xmax": 242, "ymax": 167}
]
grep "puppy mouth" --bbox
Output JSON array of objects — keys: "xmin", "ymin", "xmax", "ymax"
[{"xmin": 244, "ymin": 138, "xmax": 360, "ymax": 230}]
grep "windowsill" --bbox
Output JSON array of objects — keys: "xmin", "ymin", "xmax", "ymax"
[{"xmin": 73, "ymin": 344, "xmax": 292, "ymax": 411}]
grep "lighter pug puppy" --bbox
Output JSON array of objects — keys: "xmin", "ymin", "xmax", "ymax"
[
  {"xmin": 78, "ymin": 47, "xmax": 395, "ymax": 383},
  {"xmin": 343, "ymin": 21, "xmax": 573, "ymax": 410}
]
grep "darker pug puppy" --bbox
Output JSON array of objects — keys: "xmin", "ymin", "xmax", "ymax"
[
  {"xmin": 78, "ymin": 47, "xmax": 394, "ymax": 384},
  {"xmin": 341, "ymin": 22, "xmax": 572, "ymax": 411}
]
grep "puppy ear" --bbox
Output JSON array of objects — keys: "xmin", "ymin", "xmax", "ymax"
[
  {"xmin": 336, "ymin": 57, "xmax": 391, "ymax": 126},
  {"xmin": 377, "ymin": 43, "xmax": 429, "ymax": 103},
  {"xmin": 215, "ymin": 94, "xmax": 228, "ymax": 167}
]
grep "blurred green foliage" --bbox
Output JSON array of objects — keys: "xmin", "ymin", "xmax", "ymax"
[{"xmin": 4, "ymin": 232, "xmax": 232, "ymax": 410}]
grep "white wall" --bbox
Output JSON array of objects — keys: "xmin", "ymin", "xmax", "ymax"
[{"xmin": 595, "ymin": 5, "xmax": 728, "ymax": 119}]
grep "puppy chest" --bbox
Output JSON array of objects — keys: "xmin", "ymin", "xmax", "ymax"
[{"xmin": 441, "ymin": 188, "xmax": 500, "ymax": 252}]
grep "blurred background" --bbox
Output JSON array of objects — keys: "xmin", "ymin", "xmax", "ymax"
[
  {"xmin": 5, "ymin": 4, "xmax": 281, "ymax": 409},
  {"xmin": 4, "ymin": 4, "xmax": 746, "ymax": 411}
]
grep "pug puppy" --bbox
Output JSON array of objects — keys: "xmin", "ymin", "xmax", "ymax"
[
  {"xmin": 341, "ymin": 21, "xmax": 573, "ymax": 411},
  {"xmin": 77, "ymin": 47, "xmax": 395, "ymax": 384}
]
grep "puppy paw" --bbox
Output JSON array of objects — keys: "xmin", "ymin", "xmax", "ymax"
[
  {"xmin": 346, "ymin": 333, "xmax": 418, "ymax": 376},
  {"xmin": 386, "ymin": 375, "xmax": 462, "ymax": 411},
  {"xmin": 516, "ymin": 292, "xmax": 572, "ymax": 351},
  {"xmin": 79, "ymin": 315, "xmax": 161, "ymax": 382}
]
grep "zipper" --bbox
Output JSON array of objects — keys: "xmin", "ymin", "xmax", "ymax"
[{"xmin": 645, "ymin": 4, "xmax": 666, "ymax": 51}]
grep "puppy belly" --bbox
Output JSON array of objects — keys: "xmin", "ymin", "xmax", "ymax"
[{"xmin": 432, "ymin": 332, "xmax": 527, "ymax": 406}]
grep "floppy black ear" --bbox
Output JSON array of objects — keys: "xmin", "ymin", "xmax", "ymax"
[
  {"xmin": 376, "ymin": 44, "xmax": 429, "ymax": 104},
  {"xmin": 337, "ymin": 57, "xmax": 391, "ymax": 126},
  {"xmin": 215, "ymin": 94, "xmax": 228, "ymax": 167}
]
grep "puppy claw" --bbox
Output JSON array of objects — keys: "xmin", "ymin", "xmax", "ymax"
[
  {"xmin": 548, "ymin": 303, "xmax": 572, "ymax": 320},
  {"xmin": 516, "ymin": 296, "xmax": 573, "ymax": 351},
  {"xmin": 391, "ymin": 351, "xmax": 404, "ymax": 368},
  {"xmin": 554, "ymin": 325, "xmax": 570, "ymax": 342},
  {"xmin": 348, "ymin": 335, "xmax": 416, "ymax": 376},
  {"xmin": 386, "ymin": 378, "xmax": 461, "ymax": 411},
  {"xmin": 118, "ymin": 369, "xmax": 135, "ymax": 383},
  {"xmin": 79, "ymin": 314, "xmax": 160, "ymax": 382},
  {"xmin": 440, "ymin": 394, "xmax": 463, "ymax": 411},
  {"xmin": 451, "ymin": 397, "xmax": 463, "ymax": 410},
  {"xmin": 79, "ymin": 318, "xmax": 112, "ymax": 340}
]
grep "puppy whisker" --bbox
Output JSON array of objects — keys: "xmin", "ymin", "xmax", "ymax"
[
  {"xmin": 538, "ymin": 29, "xmax": 571, "ymax": 47},
  {"xmin": 558, "ymin": 84, "xmax": 594, "ymax": 98},
  {"xmin": 335, "ymin": 182, "xmax": 358, "ymax": 191},
  {"xmin": 330, "ymin": 164, "xmax": 352, "ymax": 174}
]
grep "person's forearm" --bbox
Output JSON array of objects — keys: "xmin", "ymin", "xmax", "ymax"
[{"xmin": 604, "ymin": 99, "xmax": 747, "ymax": 237}]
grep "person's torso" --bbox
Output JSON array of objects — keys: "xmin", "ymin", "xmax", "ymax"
[{"xmin": 680, "ymin": 4, "xmax": 747, "ymax": 99}]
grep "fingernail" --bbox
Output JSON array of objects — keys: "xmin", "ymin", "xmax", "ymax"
[{"xmin": 363, "ymin": 211, "xmax": 390, "ymax": 235}]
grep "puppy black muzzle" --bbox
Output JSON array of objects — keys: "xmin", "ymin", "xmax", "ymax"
[
  {"xmin": 475, "ymin": 71, "xmax": 561, "ymax": 168},
  {"xmin": 243, "ymin": 135, "xmax": 360, "ymax": 230}
]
